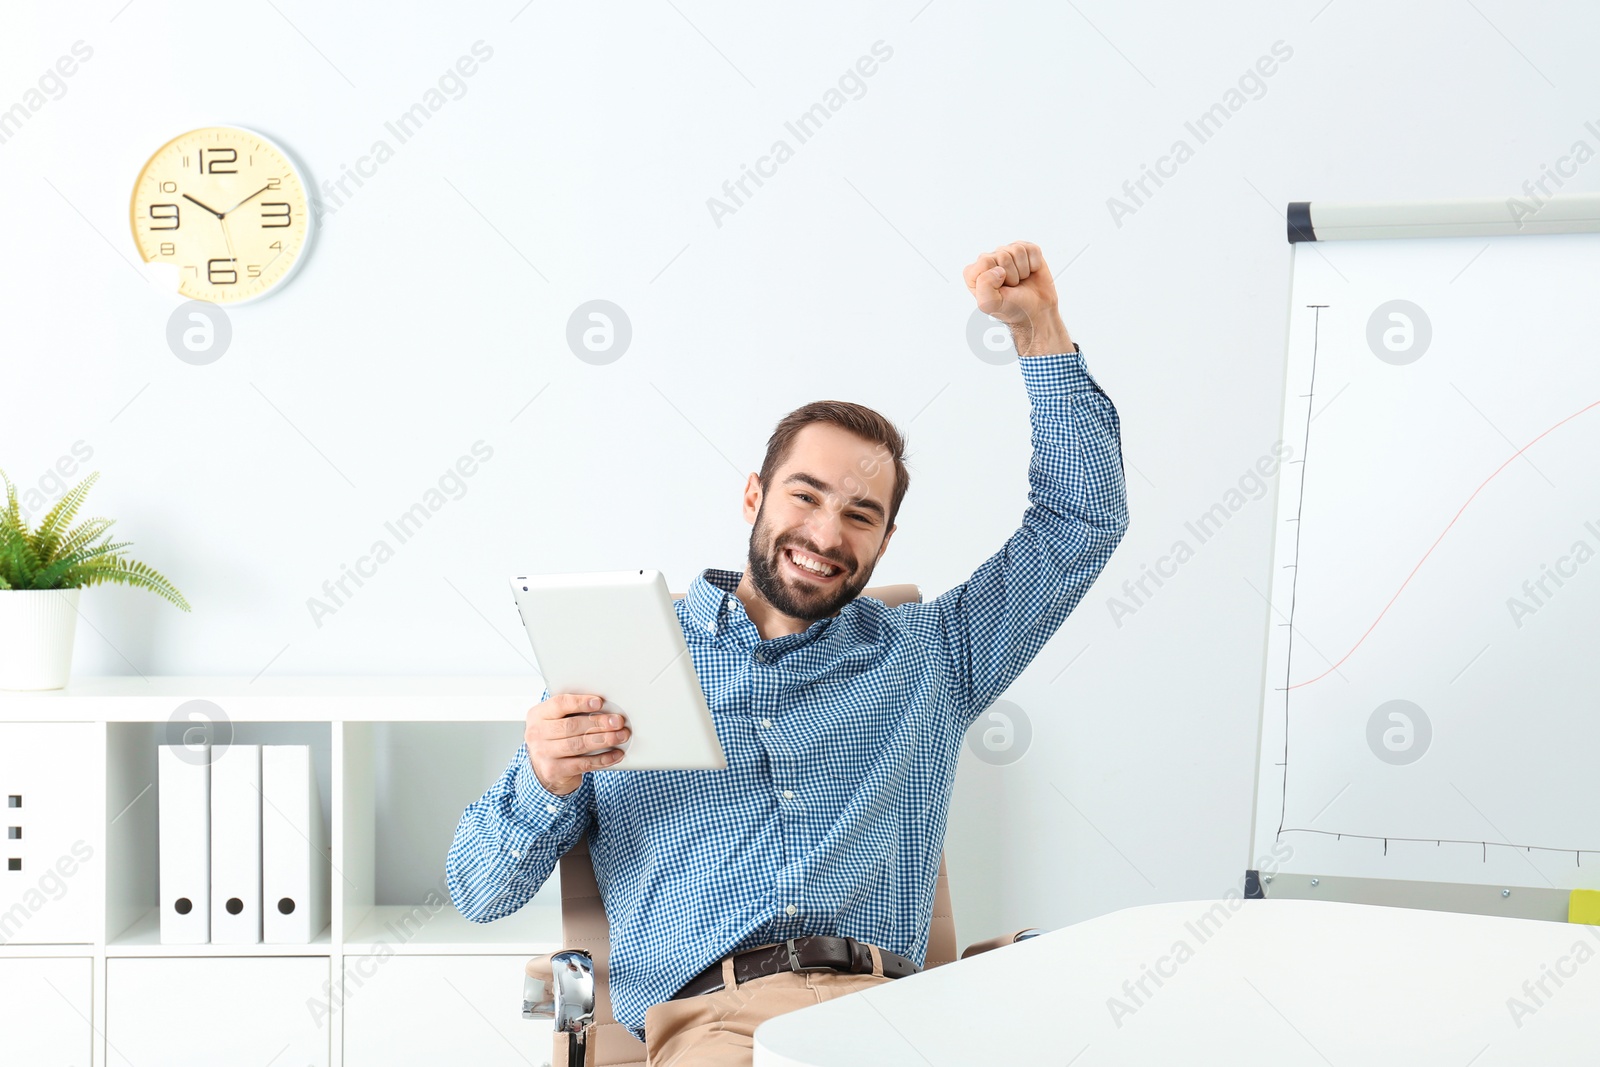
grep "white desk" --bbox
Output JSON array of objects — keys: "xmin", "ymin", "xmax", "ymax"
[{"xmin": 753, "ymin": 899, "xmax": 1599, "ymax": 1065}]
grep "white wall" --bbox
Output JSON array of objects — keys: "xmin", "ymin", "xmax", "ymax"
[{"xmin": 4, "ymin": 0, "xmax": 1597, "ymax": 945}]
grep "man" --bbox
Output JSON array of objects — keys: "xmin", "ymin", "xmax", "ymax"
[{"xmin": 447, "ymin": 241, "xmax": 1128, "ymax": 1065}]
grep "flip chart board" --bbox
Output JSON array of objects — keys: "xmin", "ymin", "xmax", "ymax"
[{"xmin": 1250, "ymin": 195, "xmax": 1600, "ymax": 898}]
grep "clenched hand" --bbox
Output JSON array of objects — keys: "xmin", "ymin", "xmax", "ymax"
[{"xmin": 962, "ymin": 241, "xmax": 1075, "ymax": 357}]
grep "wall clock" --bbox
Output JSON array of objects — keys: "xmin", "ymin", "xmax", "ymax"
[{"xmin": 129, "ymin": 126, "xmax": 312, "ymax": 303}]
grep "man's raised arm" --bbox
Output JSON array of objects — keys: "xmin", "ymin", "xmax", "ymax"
[{"xmin": 916, "ymin": 241, "xmax": 1129, "ymax": 722}]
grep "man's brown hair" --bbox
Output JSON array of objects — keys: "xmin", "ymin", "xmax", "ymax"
[{"xmin": 758, "ymin": 401, "xmax": 911, "ymax": 530}]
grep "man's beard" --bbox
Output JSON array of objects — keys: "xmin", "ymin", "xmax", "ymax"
[{"xmin": 745, "ymin": 502, "xmax": 875, "ymax": 622}]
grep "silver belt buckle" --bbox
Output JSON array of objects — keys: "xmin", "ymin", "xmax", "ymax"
[{"xmin": 785, "ymin": 937, "xmax": 833, "ymax": 974}]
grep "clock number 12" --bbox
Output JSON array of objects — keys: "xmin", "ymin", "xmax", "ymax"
[{"xmin": 198, "ymin": 148, "xmax": 237, "ymax": 174}]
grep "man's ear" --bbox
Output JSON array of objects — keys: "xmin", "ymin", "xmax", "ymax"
[
  {"xmin": 742, "ymin": 473, "xmax": 763, "ymax": 524},
  {"xmin": 877, "ymin": 523, "xmax": 897, "ymax": 560}
]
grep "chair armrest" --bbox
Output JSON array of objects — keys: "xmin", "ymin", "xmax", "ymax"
[
  {"xmin": 523, "ymin": 949, "xmax": 596, "ymax": 1032},
  {"xmin": 959, "ymin": 927, "xmax": 1046, "ymax": 960}
]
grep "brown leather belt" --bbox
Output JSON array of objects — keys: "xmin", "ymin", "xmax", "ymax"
[{"xmin": 669, "ymin": 935, "xmax": 920, "ymax": 1000}]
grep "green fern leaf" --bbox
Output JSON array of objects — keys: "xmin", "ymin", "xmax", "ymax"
[
  {"xmin": 0, "ymin": 469, "xmax": 22, "ymax": 537},
  {"xmin": 45, "ymin": 516, "xmax": 115, "ymax": 565},
  {"xmin": 3, "ymin": 515, "xmax": 42, "ymax": 588},
  {"xmin": 32, "ymin": 471, "xmax": 99, "ymax": 562},
  {"xmin": 0, "ymin": 470, "xmax": 29, "ymax": 589},
  {"xmin": 35, "ymin": 541, "xmax": 134, "ymax": 589},
  {"xmin": 67, "ymin": 556, "xmax": 191, "ymax": 611}
]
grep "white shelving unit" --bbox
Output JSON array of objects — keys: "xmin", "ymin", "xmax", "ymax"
[{"xmin": 0, "ymin": 677, "xmax": 565, "ymax": 1067}]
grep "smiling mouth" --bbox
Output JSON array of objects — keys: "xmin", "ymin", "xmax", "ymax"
[{"xmin": 782, "ymin": 545, "xmax": 845, "ymax": 582}]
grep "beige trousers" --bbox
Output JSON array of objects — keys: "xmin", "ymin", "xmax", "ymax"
[{"xmin": 643, "ymin": 942, "xmax": 895, "ymax": 1067}]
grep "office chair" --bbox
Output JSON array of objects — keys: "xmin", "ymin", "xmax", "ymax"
[{"xmin": 521, "ymin": 583, "xmax": 1044, "ymax": 1067}]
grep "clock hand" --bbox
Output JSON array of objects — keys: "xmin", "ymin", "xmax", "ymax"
[
  {"xmin": 217, "ymin": 211, "xmax": 240, "ymax": 280},
  {"xmin": 182, "ymin": 192, "xmax": 227, "ymax": 219},
  {"xmin": 220, "ymin": 184, "xmax": 273, "ymax": 217}
]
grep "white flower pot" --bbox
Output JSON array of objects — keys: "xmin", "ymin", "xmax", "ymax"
[{"xmin": 0, "ymin": 588, "xmax": 82, "ymax": 690}]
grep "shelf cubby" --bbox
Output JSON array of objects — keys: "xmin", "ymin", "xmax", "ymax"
[{"xmin": 0, "ymin": 677, "xmax": 565, "ymax": 1067}]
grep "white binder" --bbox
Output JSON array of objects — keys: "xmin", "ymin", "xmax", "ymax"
[
  {"xmin": 261, "ymin": 745, "xmax": 329, "ymax": 944},
  {"xmin": 209, "ymin": 743, "xmax": 262, "ymax": 945},
  {"xmin": 157, "ymin": 745, "xmax": 210, "ymax": 944}
]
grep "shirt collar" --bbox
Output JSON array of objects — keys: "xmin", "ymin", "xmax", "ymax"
[
  {"xmin": 684, "ymin": 567, "xmax": 742, "ymax": 637},
  {"xmin": 684, "ymin": 566, "xmax": 837, "ymax": 646}
]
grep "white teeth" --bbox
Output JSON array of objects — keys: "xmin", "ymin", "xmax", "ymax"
[{"xmin": 787, "ymin": 548, "xmax": 838, "ymax": 576}]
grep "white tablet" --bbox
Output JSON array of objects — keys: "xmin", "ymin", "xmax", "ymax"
[{"xmin": 509, "ymin": 569, "xmax": 727, "ymax": 772}]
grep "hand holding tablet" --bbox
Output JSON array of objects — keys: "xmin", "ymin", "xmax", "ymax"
[
  {"xmin": 523, "ymin": 692, "xmax": 631, "ymax": 797},
  {"xmin": 510, "ymin": 569, "xmax": 728, "ymax": 775}
]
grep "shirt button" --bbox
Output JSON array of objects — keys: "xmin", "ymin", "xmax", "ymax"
[
  {"xmin": 753, "ymin": 650, "xmax": 768, "ymax": 663},
  {"xmin": 785, "ymin": 904, "xmax": 798, "ymax": 916},
  {"xmin": 545, "ymin": 803, "xmax": 558, "ymax": 814},
  {"xmin": 511, "ymin": 850, "xmax": 522, "ymax": 859},
  {"xmin": 761, "ymin": 718, "xmax": 773, "ymax": 728},
  {"xmin": 706, "ymin": 621, "xmax": 715, "ymax": 632},
  {"xmin": 782, "ymin": 790, "xmax": 795, "ymax": 799}
]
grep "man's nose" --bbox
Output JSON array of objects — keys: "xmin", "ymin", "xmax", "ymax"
[{"xmin": 803, "ymin": 509, "xmax": 845, "ymax": 552}]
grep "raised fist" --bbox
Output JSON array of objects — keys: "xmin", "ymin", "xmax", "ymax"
[{"xmin": 962, "ymin": 241, "xmax": 1074, "ymax": 357}]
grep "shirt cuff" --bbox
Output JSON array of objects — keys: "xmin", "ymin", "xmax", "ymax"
[
  {"xmin": 512, "ymin": 753, "xmax": 582, "ymax": 821},
  {"xmin": 1018, "ymin": 345, "xmax": 1104, "ymax": 402}
]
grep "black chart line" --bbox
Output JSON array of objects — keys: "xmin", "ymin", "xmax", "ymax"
[
  {"xmin": 1276, "ymin": 304, "xmax": 1325, "ymax": 842},
  {"xmin": 1279, "ymin": 827, "xmax": 1595, "ymax": 866}
]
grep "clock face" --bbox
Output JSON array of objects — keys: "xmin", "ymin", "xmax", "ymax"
[{"xmin": 129, "ymin": 126, "xmax": 311, "ymax": 303}]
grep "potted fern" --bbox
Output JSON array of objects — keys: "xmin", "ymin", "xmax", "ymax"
[{"xmin": 0, "ymin": 470, "xmax": 189, "ymax": 690}]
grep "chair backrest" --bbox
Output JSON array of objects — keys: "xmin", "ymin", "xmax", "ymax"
[{"xmin": 563, "ymin": 581, "xmax": 944, "ymax": 1065}]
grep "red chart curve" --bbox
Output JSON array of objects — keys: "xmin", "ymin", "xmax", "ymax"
[{"xmin": 1289, "ymin": 397, "xmax": 1600, "ymax": 691}]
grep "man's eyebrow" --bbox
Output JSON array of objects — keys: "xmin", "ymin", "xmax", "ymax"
[{"xmin": 781, "ymin": 472, "xmax": 886, "ymax": 519}]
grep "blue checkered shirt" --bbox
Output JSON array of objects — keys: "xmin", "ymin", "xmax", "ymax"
[{"xmin": 447, "ymin": 348, "xmax": 1128, "ymax": 1043}]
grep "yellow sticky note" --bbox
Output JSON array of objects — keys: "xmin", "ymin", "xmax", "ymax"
[{"xmin": 1569, "ymin": 889, "xmax": 1600, "ymax": 925}]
